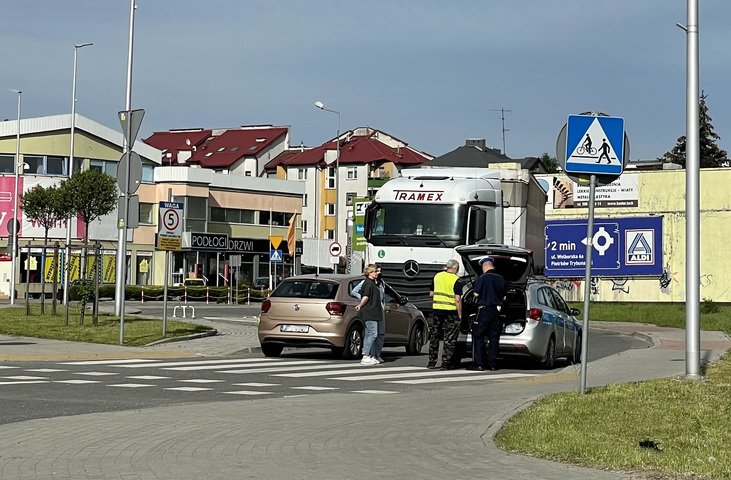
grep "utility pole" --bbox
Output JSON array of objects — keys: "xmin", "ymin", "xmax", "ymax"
[{"xmin": 487, "ymin": 107, "xmax": 512, "ymax": 156}]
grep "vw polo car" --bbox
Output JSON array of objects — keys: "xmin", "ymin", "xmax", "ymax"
[{"xmin": 258, "ymin": 274, "xmax": 428, "ymax": 359}]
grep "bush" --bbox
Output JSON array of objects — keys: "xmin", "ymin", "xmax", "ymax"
[{"xmin": 701, "ymin": 297, "xmax": 721, "ymax": 314}]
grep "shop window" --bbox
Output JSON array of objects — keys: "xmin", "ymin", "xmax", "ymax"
[{"xmin": 139, "ymin": 203, "xmax": 154, "ymax": 224}]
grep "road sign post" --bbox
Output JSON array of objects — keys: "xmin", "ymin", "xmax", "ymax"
[{"xmin": 557, "ymin": 112, "xmax": 628, "ymax": 395}]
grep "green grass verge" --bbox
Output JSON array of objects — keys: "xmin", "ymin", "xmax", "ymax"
[
  {"xmin": 495, "ymin": 352, "xmax": 731, "ymax": 479},
  {"xmin": 0, "ymin": 306, "xmax": 212, "ymax": 346},
  {"xmin": 569, "ymin": 301, "xmax": 731, "ymax": 334}
]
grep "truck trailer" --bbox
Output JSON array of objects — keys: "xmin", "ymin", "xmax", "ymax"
[{"xmin": 363, "ymin": 165, "xmax": 546, "ymax": 312}]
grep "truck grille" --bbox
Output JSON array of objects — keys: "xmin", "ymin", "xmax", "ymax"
[{"xmin": 380, "ymin": 262, "xmax": 444, "ymax": 312}]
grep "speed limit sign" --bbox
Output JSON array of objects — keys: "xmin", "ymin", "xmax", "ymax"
[{"xmin": 329, "ymin": 242, "xmax": 342, "ymax": 257}]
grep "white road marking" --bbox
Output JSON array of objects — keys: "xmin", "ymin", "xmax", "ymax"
[
  {"xmin": 60, "ymin": 359, "xmax": 160, "ymax": 366},
  {"xmin": 179, "ymin": 379, "xmax": 225, "ymax": 384},
  {"xmin": 232, "ymin": 382, "xmax": 280, "ymax": 387},
  {"xmin": 108, "ymin": 383, "xmax": 155, "ymax": 388},
  {"xmin": 127, "ymin": 375, "xmax": 170, "ymax": 380},
  {"xmin": 164, "ymin": 387, "xmax": 213, "ymax": 392},
  {"xmin": 0, "ymin": 380, "xmax": 48, "ymax": 385},
  {"xmin": 223, "ymin": 390, "xmax": 273, "ymax": 395},
  {"xmin": 274, "ymin": 366, "xmax": 424, "ymax": 378},
  {"xmin": 121, "ymin": 358, "xmax": 287, "ymax": 369},
  {"xmin": 221, "ymin": 363, "xmax": 365, "ymax": 375},
  {"xmin": 351, "ymin": 390, "xmax": 398, "ymax": 394},
  {"xmin": 0, "ymin": 366, "xmax": 19, "ymax": 369},
  {"xmin": 390, "ymin": 373, "xmax": 537, "ymax": 384},
  {"xmin": 333, "ymin": 370, "xmax": 493, "ymax": 381},
  {"xmin": 1, "ymin": 376, "xmax": 48, "ymax": 380},
  {"xmin": 290, "ymin": 386, "xmax": 338, "ymax": 391},
  {"xmin": 165, "ymin": 360, "xmax": 327, "ymax": 371},
  {"xmin": 53, "ymin": 379, "xmax": 100, "ymax": 384},
  {"xmin": 25, "ymin": 368, "xmax": 67, "ymax": 373},
  {"xmin": 73, "ymin": 372, "xmax": 118, "ymax": 376}
]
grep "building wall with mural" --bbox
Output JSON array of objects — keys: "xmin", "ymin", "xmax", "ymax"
[{"xmin": 536, "ymin": 168, "xmax": 731, "ymax": 303}]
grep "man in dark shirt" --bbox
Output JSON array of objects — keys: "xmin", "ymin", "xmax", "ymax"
[{"xmin": 470, "ymin": 256, "xmax": 506, "ymax": 371}]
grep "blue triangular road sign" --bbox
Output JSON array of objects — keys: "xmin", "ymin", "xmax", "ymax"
[{"xmin": 565, "ymin": 115, "xmax": 624, "ymax": 175}]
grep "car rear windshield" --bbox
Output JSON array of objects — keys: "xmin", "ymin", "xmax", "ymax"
[{"xmin": 270, "ymin": 280, "xmax": 339, "ymax": 299}]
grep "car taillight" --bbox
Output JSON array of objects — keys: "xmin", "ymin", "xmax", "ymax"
[
  {"xmin": 326, "ymin": 302, "xmax": 346, "ymax": 316},
  {"xmin": 261, "ymin": 299, "xmax": 271, "ymax": 314},
  {"xmin": 528, "ymin": 308, "xmax": 542, "ymax": 321}
]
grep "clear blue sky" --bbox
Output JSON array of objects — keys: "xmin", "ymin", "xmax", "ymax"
[{"xmin": 1, "ymin": 1, "xmax": 729, "ymax": 161}]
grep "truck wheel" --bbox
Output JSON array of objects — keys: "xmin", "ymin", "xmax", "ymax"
[
  {"xmin": 405, "ymin": 321, "xmax": 426, "ymax": 355},
  {"xmin": 261, "ymin": 343, "xmax": 283, "ymax": 357}
]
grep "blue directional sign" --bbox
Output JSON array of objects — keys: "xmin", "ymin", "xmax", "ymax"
[
  {"xmin": 270, "ymin": 249, "xmax": 283, "ymax": 263},
  {"xmin": 565, "ymin": 115, "xmax": 625, "ymax": 176},
  {"xmin": 545, "ymin": 216, "xmax": 662, "ymax": 277}
]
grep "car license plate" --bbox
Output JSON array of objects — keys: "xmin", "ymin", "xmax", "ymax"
[{"xmin": 280, "ymin": 325, "xmax": 309, "ymax": 333}]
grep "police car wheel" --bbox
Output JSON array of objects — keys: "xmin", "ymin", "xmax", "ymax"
[
  {"xmin": 406, "ymin": 321, "xmax": 426, "ymax": 355},
  {"xmin": 540, "ymin": 336, "xmax": 556, "ymax": 370}
]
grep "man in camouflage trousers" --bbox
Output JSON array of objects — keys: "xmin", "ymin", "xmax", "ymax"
[{"xmin": 427, "ymin": 259, "xmax": 464, "ymax": 370}]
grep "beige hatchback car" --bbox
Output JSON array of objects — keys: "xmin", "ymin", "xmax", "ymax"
[{"xmin": 258, "ymin": 274, "xmax": 428, "ymax": 359}]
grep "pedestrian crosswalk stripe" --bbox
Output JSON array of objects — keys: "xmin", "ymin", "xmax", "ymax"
[
  {"xmin": 0, "ymin": 380, "xmax": 48, "ymax": 385},
  {"xmin": 179, "ymin": 379, "xmax": 224, "ymax": 383},
  {"xmin": 291, "ymin": 386, "xmax": 338, "ymax": 391},
  {"xmin": 127, "ymin": 375, "xmax": 170, "ymax": 380},
  {"xmin": 223, "ymin": 390, "xmax": 273, "ymax": 395},
  {"xmin": 0, "ymin": 366, "xmax": 19, "ymax": 369},
  {"xmin": 108, "ymin": 383, "xmax": 155, "ymax": 388},
  {"xmin": 164, "ymin": 387, "xmax": 213, "ymax": 392},
  {"xmin": 26, "ymin": 368, "xmax": 67, "ymax": 373},
  {"xmin": 351, "ymin": 390, "xmax": 397, "ymax": 394},
  {"xmin": 53, "ymin": 379, "xmax": 100, "ymax": 384},
  {"xmin": 220, "ymin": 363, "xmax": 364, "ymax": 375},
  {"xmin": 73, "ymin": 372, "xmax": 119, "ymax": 376},
  {"xmin": 165, "ymin": 360, "xmax": 327, "ymax": 371},
  {"xmin": 232, "ymin": 382, "xmax": 280, "ymax": 387},
  {"xmin": 333, "ymin": 370, "xmax": 491, "ymax": 381},
  {"xmin": 273, "ymin": 366, "xmax": 423, "ymax": 378},
  {"xmin": 2, "ymin": 375, "xmax": 48, "ymax": 380},
  {"xmin": 60, "ymin": 359, "xmax": 160, "ymax": 366},
  {"xmin": 389, "ymin": 373, "xmax": 537, "ymax": 385},
  {"xmin": 119, "ymin": 358, "xmax": 290, "ymax": 369}
]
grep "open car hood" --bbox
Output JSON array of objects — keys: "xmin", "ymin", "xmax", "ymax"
[{"xmin": 455, "ymin": 244, "xmax": 534, "ymax": 286}]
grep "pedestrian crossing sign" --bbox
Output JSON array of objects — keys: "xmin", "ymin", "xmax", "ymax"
[
  {"xmin": 565, "ymin": 114, "xmax": 625, "ymax": 176},
  {"xmin": 270, "ymin": 249, "xmax": 283, "ymax": 263}
]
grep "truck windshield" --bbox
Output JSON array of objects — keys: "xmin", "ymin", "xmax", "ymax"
[{"xmin": 368, "ymin": 203, "xmax": 465, "ymax": 245}]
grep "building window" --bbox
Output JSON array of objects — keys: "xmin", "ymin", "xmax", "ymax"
[
  {"xmin": 210, "ymin": 207, "xmax": 226, "ymax": 222},
  {"xmin": 259, "ymin": 211, "xmax": 288, "ymax": 226},
  {"xmin": 301, "ymin": 220, "xmax": 308, "ymax": 234},
  {"xmin": 89, "ymin": 159, "xmax": 116, "ymax": 177},
  {"xmin": 23, "ymin": 155, "xmax": 44, "ymax": 174},
  {"xmin": 326, "ymin": 166, "xmax": 336, "ymax": 189},
  {"xmin": 187, "ymin": 197, "xmax": 207, "ymax": 220},
  {"xmin": 346, "ymin": 166, "xmax": 357, "ymax": 180},
  {"xmin": 302, "ymin": 194, "xmax": 308, "ymax": 207},
  {"xmin": 139, "ymin": 202, "xmax": 154, "ymax": 224},
  {"xmin": 298, "ymin": 168, "xmax": 307, "ymax": 180},
  {"xmin": 325, "ymin": 229, "xmax": 334, "ymax": 240},
  {"xmin": 346, "ymin": 192, "xmax": 357, "ymax": 206},
  {"xmin": 141, "ymin": 163, "xmax": 154, "ymax": 183},
  {"xmin": 241, "ymin": 210, "xmax": 255, "ymax": 224},
  {"xmin": 0, "ymin": 155, "xmax": 14, "ymax": 173},
  {"xmin": 325, "ymin": 203, "xmax": 335, "ymax": 216},
  {"xmin": 225, "ymin": 209, "xmax": 241, "ymax": 223},
  {"xmin": 46, "ymin": 156, "xmax": 66, "ymax": 175}
]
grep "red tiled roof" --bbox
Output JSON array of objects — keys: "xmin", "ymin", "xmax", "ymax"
[
  {"xmin": 188, "ymin": 127, "xmax": 288, "ymax": 168},
  {"xmin": 144, "ymin": 130, "xmax": 212, "ymax": 164},
  {"xmin": 266, "ymin": 130, "xmax": 430, "ymax": 170}
]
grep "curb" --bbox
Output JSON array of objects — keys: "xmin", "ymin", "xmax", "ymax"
[
  {"xmin": 144, "ymin": 329, "xmax": 218, "ymax": 346},
  {"xmin": 481, "ymin": 396, "xmax": 538, "ymax": 444}
]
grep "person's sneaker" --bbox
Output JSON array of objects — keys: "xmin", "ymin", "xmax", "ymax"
[
  {"xmin": 375, "ymin": 356, "xmax": 385, "ymax": 364},
  {"xmin": 360, "ymin": 356, "xmax": 379, "ymax": 365},
  {"xmin": 426, "ymin": 363, "xmax": 439, "ymax": 370}
]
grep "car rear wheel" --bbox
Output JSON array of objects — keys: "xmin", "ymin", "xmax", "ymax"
[
  {"xmin": 572, "ymin": 333, "xmax": 582, "ymax": 364},
  {"xmin": 540, "ymin": 336, "xmax": 556, "ymax": 370},
  {"xmin": 405, "ymin": 321, "xmax": 426, "ymax": 355},
  {"xmin": 333, "ymin": 324, "xmax": 363, "ymax": 360},
  {"xmin": 261, "ymin": 343, "xmax": 284, "ymax": 357}
]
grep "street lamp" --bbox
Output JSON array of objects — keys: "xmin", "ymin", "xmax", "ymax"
[
  {"xmin": 63, "ymin": 42, "xmax": 93, "ymax": 313},
  {"xmin": 314, "ymin": 100, "xmax": 341, "ymax": 248},
  {"xmin": 9, "ymin": 89, "xmax": 21, "ymax": 305}
]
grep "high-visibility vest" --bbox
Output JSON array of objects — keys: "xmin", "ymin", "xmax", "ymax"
[{"xmin": 432, "ymin": 271, "xmax": 459, "ymax": 311}]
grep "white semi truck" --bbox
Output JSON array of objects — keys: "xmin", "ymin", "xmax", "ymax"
[{"xmin": 363, "ymin": 165, "xmax": 546, "ymax": 312}]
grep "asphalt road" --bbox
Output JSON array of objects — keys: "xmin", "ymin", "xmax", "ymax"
[{"xmin": 0, "ymin": 329, "xmax": 648, "ymax": 426}]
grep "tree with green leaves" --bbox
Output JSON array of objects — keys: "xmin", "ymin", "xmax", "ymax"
[
  {"xmin": 658, "ymin": 91, "xmax": 730, "ymax": 168},
  {"xmin": 539, "ymin": 152, "xmax": 560, "ymax": 173},
  {"xmin": 21, "ymin": 185, "xmax": 70, "ymax": 315},
  {"xmin": 61, "ymin": 169, "xmax": 117, "ymax": 325}
]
